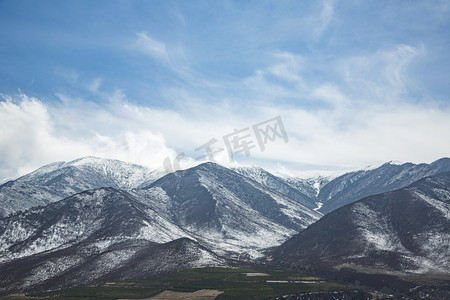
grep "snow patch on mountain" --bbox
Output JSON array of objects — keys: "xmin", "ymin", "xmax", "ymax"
[
  {"xmin": 352, "ymin": 202, "xmax": 404, "ymax": 252},
  {"xmin": 413, "ymin": 191, "xmax": 450, "ymax": 219},
  {"xmin": 196, "ymin": 172, "xmax": 297, "ymax": 258},
  {"xmin": 138, "ymin": 218, "xmax": 191, "ymax": 243}
]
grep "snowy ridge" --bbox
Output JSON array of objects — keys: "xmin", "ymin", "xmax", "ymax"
[
  {"xmin": 232, "ymin": 165, "xmax": 321, "ymax": 210},
  {"xmin": 0, "ymin": 157, "xmax": 165, "ymax": 217},
  {"xmin": 17, "ymin": 156, "xmax": 164, "ymax": 190},
  {"xmin": 413, "ymin": 191, "xmax": 450, "ymax": 220}
]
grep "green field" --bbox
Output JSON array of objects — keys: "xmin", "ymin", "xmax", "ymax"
[{"xmin": 1, "ymin": 267, "xmax": 348, "ymax": 300}]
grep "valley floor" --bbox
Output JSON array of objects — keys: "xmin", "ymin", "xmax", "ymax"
[{"xmin": 0, "ymin": 267, "xmax": 353, "ymax": 300}]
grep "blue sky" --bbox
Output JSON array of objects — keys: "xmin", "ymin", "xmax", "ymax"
[{"xmin": 1, "ymin": 0, "xmax": 450, "ymax": 179}]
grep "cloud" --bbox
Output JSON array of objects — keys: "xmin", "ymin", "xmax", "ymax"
[
  {"xmin": 157, "ymin": 43, "xmax": 450, "ymax": 170},
  {"xmin": 135, "ymin": 31, "xmax": 169, "ymax": 61},
  {"xmin": 2, "ymin": 70, "xmax": 450, "ymax": 180},
  {"xmin": 0, "ymin": 94, "xmax": 88, "ymax": 178},
  {"xmin": 317, "ymin": 0, "xmax": 334, "ymax": 35},
  {"xmin": 339, "ymin": 44, "xmax": 426, "ymax": 99},
  {"xmin": 1, "ymin": 40, "xmax": 449, "ymax": 180},
  {"xmin": 268, "ymin": 52, "xmax": 304, "ymax": 83},
  {"xmin": 87, "ymin": 77, "xmax": 102, "ymax": 93},
  {"xmin": 236, "ymin": 45, "xmax": 449, "ymax": 169},
  {"xmin": 384, "ymin": 44, "xmax": 425, "ymax": 93},
  {"xmin": 308, "ymin": 0, "xmax": 334, "ymax": 39},
  {"xmin": 0, "ymin": 94, "xmax": 177, "ymax": 179}
]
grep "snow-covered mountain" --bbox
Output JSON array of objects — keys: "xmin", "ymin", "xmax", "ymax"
[
  {"xmin": 16, "ymin": 156, "xmax": 163, "ymax": 191},
  {"xmin": 0, "ymin": 181, "xmax": 62, "ymax": 218},
  {"xmin": 272, "ymin": 172, "xmax": 450, "ymax": 277},
  {"xmin": 0, "ymin": 157, "xmax": 163, "ymax": 217},
  {"xmin": 140, "ymin": 163, "xmax": 321, "ymax": 259},
  {"xmin": 232, "ymin": 159, "xmax": 450, "ymax": 215},
  {"xmin": 316, "ymin": 158, "xmax": 450, "ymax": 213}
]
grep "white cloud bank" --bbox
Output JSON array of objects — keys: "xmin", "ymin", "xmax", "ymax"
[
  {"xmin": 1, "ymin": 85, "xmax": 449, "ymax": 180},
  {"xmin": 0, "ymin": 93, "xmax": 177, "ymax": 179}
]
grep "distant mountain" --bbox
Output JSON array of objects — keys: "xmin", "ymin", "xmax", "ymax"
[
  {"xmin": 232, "ymin": 166, "xmax": 319, "ymax": 210},
  {"xmin": 317, "ymin": 158, "xmax": 450, "ymax": 213},
  {"xmin": 0, "ymin": 157, "xmax": 163, "ymax": 217},
  {"xmin": 271, "ymin": 172, "xmax": 450, "ymax": 277},
  {"xmin": 15, "ymin": 156, "xmax": 163, "ymax": 191},
  {"xmin": 233, "ymin": 159, "xmax": 450, "ymax": 215}
]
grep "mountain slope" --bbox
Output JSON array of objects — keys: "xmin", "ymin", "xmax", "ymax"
[
  {"xmin": 139, "ymin": 162, "xmax": 321, "ymax": 259},
  {"xmin": 0, "ymin": 186, "xmax": 225, "ymax": 295},
  {"xmin": 0, "ymin": 181, "xmax": 61, "ymax": 217},
  {"xmin": 317, "ymin": 158, "xmax": 450, "ymax": 213},
  {"xmin": 4, "ymin": 156, "xmax": 449, "ymax": 219},
  {"xmin": 0, "ymin": 188, "xmax": 189, "ymax": 263},
  {"xmin": 0, "ymin": 237, "xmax": 223, "ymax": 295},
  {"xmin": 272, "ymin": 172, "xmax": 450, "ymax": 276}
]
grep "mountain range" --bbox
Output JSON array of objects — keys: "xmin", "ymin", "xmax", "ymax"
[{"xmin": 0, "ymin": 156, "xmax": 449, "ymax": 295}]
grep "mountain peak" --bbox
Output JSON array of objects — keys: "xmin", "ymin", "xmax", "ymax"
[
  {"xmin": 386, "ymin": 160, "xmax": 404, "ymax": 166},
  {"xmin": 63, "ymin": 156, "xmax": 114, "ymax": 166}
]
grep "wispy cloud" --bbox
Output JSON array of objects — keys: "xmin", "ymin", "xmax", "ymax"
[
  {"xmin": 87, "ymin": 77, "xmax": 102, "ymax": 93},
  {"xmin": 135, "ymin": 31, "xmax": 169, "ymax": 62},
  {"xmin": 339, "ymin": 44, "xmax": 426, "ymax": 99},
  {"xmin": 307, "ymin": 0, "xmax": 334, "ymax": 39},
  {"xmin": 384, "ymin": 44, "xmax": 425, "ymax": 94}
]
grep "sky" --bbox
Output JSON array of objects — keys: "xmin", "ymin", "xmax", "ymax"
[{"xmin": 1, "ymin": 0, "xmax": 450, "ymax": 180}]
